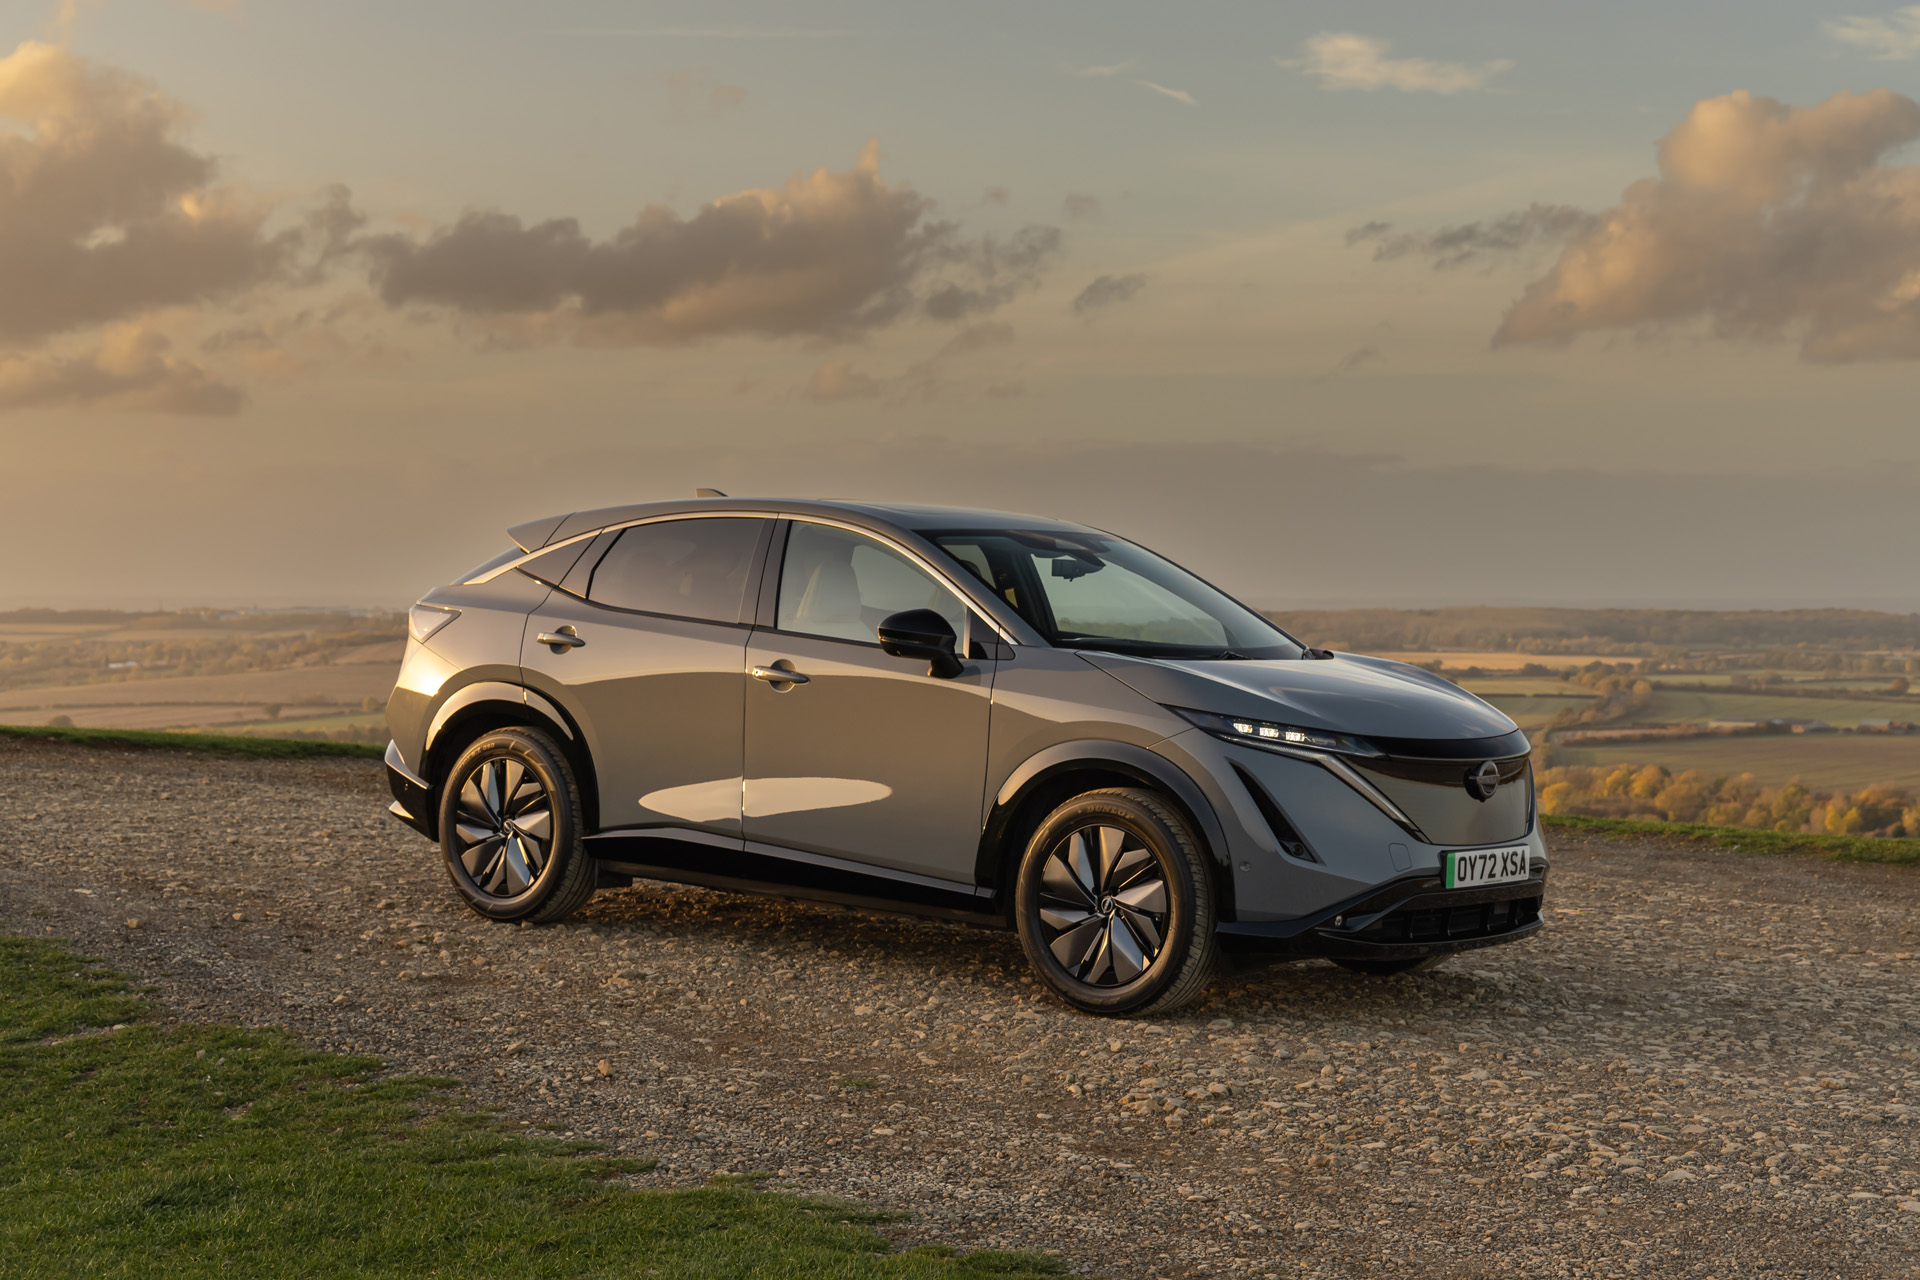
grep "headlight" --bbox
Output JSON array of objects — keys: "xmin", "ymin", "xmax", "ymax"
[
  {"xmin": 408, "ymin": 602, "xmax": 460, "ymax": 644},
  {"xmin": 1171, "ymin": 707, "xmax": 1381, "ymax": 758}
]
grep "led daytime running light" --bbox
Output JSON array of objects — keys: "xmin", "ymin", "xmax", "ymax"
[{"xmin": 1173, "ymin": 708, "xmax": 1381, "ymax": 758}]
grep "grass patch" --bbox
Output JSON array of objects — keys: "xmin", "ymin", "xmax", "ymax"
[
  {"xmin": 0, "ymin": 938, "xmax": 1063, "ymax": 1279},
  {"xmin": 1543, "ymin": 813, "xmax": 1920, "ymax": 868},
  {"xmin": 0, "ymin": 724, "xmax": 383, "ymax": 761}
]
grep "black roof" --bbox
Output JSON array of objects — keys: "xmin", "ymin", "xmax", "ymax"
[{"xmin": 508, "ymin": 497, "xmax": 1096, "ymax": 552}]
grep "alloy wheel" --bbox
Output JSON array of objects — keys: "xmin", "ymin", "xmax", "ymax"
[
  {"xmin": 1036, "ymin": 824, "xmax": 1170, "ymax": 986},
  {"xmin": 451, "ymin": 756, "xmax": 554, "ymax": 898}
]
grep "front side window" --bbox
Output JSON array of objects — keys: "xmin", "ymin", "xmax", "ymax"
[
  {"xmin": 933, "ymin": 531, "xmax": 1300, "ymax": 659},
  {"xmin": 585, "ymin": 518, "xmax": 765, "ymax": 623},
  {"xmin": 777, "ymin": 522, "xmax": 967, "ymax": 644}
]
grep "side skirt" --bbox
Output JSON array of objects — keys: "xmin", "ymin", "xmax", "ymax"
[{"xmin": 586, "ymin": 829, "xmax": 1006, "ymax": 928}]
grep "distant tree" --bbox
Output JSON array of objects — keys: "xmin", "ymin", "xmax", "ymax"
[
  {"xmin": 1891, "ymin": 677, "xmax": 1910, "ymax": 695},
  {"xmin": 47, "ymin": 714, "xmax": 73, "ymax": 727},
  {"xmin": 360, "ymin": 695, "xmax": 385, "ymax": 714},
  {"xmin": 263, "ymin": 704, "xmax": 283, "ymax": 721}
]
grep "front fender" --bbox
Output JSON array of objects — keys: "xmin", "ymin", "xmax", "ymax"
[{"xmin": 977, "ymin": 739, "xmax": 1233, "ymax": 896}]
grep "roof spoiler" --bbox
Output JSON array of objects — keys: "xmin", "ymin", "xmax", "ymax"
[{"xmin": 506, "ymin": 513, "xmax": 571, "ymax": 553}]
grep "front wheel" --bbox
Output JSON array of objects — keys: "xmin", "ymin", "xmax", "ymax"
[
  {"xmin": 437, "ymin": 727, "xmax": 595, "ymax": 923},
  {"xmin": 1014, "ymin": 788, "xmax": 1217, "ymax": 1017}
]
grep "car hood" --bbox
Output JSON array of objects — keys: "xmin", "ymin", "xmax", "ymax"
[{"xmin": 1081, "ymin": 650, "xmax": 1517, "ymax": 743}]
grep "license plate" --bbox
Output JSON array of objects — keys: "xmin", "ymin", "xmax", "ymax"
[{"xmin": 1445, "ymin": 845, "xmax": 1532, "ymax": 889}]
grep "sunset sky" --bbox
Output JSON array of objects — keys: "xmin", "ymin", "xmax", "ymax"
[{"xmin": 5, "ymin": 1, "xmax": 1920, "ymax": 611}]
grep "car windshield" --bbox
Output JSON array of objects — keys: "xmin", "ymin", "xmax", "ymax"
[{"xmin": 931, "ymin": 530, "xmax": 1302, "ymax": 660}]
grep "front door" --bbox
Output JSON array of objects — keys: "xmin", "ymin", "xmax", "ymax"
[
  {"xmin": 743, "ymin": 520, "xmax": 995, "ymax": 884},
  {"xmin": 521, "ymin": 516, "xmax": 770, "ymax": 835}
]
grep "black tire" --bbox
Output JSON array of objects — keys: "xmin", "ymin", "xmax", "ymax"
[
  {"xmin": 1333, "ymin": 955, "xmax": 1447, "ymax": 977},
  {"xmin": 437, "ymin": 727, "xmax": 595, "ymax": 924},
  {"xmin": 1014, "ymin": 787, "xmax": 1217, "ymax": 1017}
]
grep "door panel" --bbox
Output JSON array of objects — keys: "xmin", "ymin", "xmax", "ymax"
[
  {"xmin": 743, "ymin": 632, "xmax": 993, "ymax": 882},
  {"xmin": 742, "ymin": 520, "xmax": 995, "ymax": 883},
  {"xmin": 520, "ymin": 516, "xmax": 770, "ymax": 836},
  {"xmin": 524, "ymin": 597, "xmax": 750, "ymax": 835}
]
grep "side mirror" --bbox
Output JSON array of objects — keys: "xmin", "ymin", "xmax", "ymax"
[{"xmin": 877, "ymin": 609, "xmax": 964, "ymax": 679}]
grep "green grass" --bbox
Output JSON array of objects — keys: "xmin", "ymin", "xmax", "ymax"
[
  {"xmin": 0, "ymin": 937, "xmax": 1063, "ymax": 1279},
  {"xmin": 1543, "ymin": 814, "xmax": 1920, "ymax": 868},
  {"xmin": 0, "ymin": 724, "xmax": 384, "ymax": 760},
  {"xmin": 198, "ymin": 711, "xmax": 387, "ymax": 737}
]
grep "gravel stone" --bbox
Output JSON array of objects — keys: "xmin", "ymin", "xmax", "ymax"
[{"xmin": 4, "ymin": 738, "xmax": 1918, "ymax": 1278}]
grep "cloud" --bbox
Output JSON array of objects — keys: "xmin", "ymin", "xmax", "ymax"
[
  {"xmin": 666, "ymin": 67, "xmax": 747, "ymax": 120},
  {"xmin": 917, "ymin": 225, "xmax": 1062, "ymax": 321},
  {"xmin": 801, "ymin": 360, "xmax": 883, "ymax": 402},
  {"xmin": 937, "ymin": 321, "xmax": 1015, "ymax": 357},
  {"xmin": 364, "ymin": 142, "xmax": 1061, "ymax": 344},
  {"xmin": 0, "ymin": 325, "xmax": 242, "ymax": 414},
  {"xmin": 1826, "ymin": 7, "xmax": 1920, "ymax": 59},
  {"xmin": 1136, "ymin": 80, "xmax": 1197, "ymax": 107},
  {"xmin": 1331, "ymin": 346, "xmax": 1382, "ymax": 374},
  {"xmin": 1490, "ymin": 88, "xmax": 1920, "ymax": 361},
  {"xmin": 1071, "ymin": 273, "xmax": 1148, "ymax": 316},
  {"xmin": 1062, "ymin": 193, "xmax": 1100, "ymax": 220},
  {"xmin": 1065, "ymin": 61, "xmax": 1135, "ymax": 77},
  {"xmin": 1282, "ymin": 33, "xmax": 1510, "ymax": 94},
  {"xmin": 0, "ymin": 41, "xmax": 312, "ymax": 347},
  {"xmin": 1347, "ymin": 204, "xmax": 1594, "ymax": 268}
]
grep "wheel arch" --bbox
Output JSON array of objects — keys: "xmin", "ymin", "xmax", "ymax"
[
  {"xmin": 975, "ymin": 740, "xmax": 1236, "ymax": 923},
  {"xmin": 420, "ymin": 682, "xmax": 599, "ymax": 839}
]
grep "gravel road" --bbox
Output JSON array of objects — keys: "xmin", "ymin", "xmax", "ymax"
[{"xmin": 4, "ymin": 737, "xmax": 1918, "ymax": 1279}]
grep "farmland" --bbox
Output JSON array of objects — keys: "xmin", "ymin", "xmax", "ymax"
[{"xmin": 0, "ymin": 609, "xmax": 403, "ymax": 741}]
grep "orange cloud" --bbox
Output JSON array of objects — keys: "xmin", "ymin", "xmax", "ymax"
[
  {"xmin": 1495, "ymin": 88, "xmax": 1920, "ymax": 361},
  {"xmin": 364, "ymin": 142, "xmax": 1062, "ymax": 344},
  {"xmin": 0, "ymin": 324, "xmax": 241, "ymax": 414}
]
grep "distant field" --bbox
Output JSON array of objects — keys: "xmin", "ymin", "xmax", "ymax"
[
  {"xmin": 1476, "ymin": 695, "xmax": 1587, "ymax": 732},
  {"xmin": 1640, "ymin": 689, "xmax": 1919, "ymax": 727},
  {"xmin": 0, "ymin": 664, "xmax": 397, "ymax": 731},
  {"xmin": 1375, "ymin": 652, "xmax": 1623, "ymax": 670},
  {"xmin": 1554, "ymin": 735, "xmax": 1920, "ymax": 790}
]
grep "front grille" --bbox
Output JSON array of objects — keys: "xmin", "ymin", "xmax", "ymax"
[
  {"xmin": 1356, "ymin": 757, "xmax": 1532, "ymax": 847},
  {"xmin": 1352, "ymin": 894, "xmax": 1542, "ymax": 945}
]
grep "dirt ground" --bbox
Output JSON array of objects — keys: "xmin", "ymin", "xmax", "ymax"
[{"xmin": 4, "ymin": 737, "xmax": 1917, "ymax": 1279}]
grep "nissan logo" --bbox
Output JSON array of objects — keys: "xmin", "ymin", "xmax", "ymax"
[{"xmin": 1465, "ymin": 759, "xmax": 1502, "ymax": 802}]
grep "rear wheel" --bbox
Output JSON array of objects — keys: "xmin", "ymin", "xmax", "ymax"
[
  {"xmin": 1333, "ymin": 955, "xmax": 1447, "ymax": 976},
  {"xmin": 437, "ymin": 727, "xmax": 595, "ymax": 923},
  {"xmin": 1014, "ymin": 788, "xmax": 1216, "ymax": 1017}
]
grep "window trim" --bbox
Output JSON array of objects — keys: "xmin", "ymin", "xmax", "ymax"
[{"xmin": 470, "ymin": 508, "xmax": 1019, "ymax": 644}]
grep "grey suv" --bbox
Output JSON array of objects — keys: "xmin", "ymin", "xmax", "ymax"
[{"xmin": 384, "ymin": 497, "xmax": 1545, "ymax": 1015}]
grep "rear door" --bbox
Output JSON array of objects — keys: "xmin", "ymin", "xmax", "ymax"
[
  {"xmin": 742, "ymin": 519, "xmax": 996, "ymax": 884},
  {"xmin": 521, "ymin": 516, "xmax": 771, "ymax": 835}
]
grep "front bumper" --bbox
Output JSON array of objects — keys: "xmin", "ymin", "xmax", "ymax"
[
  {"xmin": 384, "ymin": 740, "xmax": 435, "ymax": 839},
  {"xmin": 1217, "ymin": 870, "xmax": 1546, "ymax": 962}
]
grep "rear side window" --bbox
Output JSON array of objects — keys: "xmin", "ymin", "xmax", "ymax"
[{"xmin": 585, "ymin": 518, "xmax": 766, "ymax": 624}]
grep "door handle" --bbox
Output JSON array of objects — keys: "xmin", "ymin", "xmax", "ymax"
[
  {"xmin": 751, "ymin": 664, "xmax": 810, "ymax": 686},
  {"xmin": 536, "ymin": 627, "xmax": 586, "ymax": 652}
]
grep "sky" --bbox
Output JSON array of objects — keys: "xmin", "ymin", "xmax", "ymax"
[{"xmin": 4, "ymin": 0, "xmax": 1920, "ymax": 611}]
